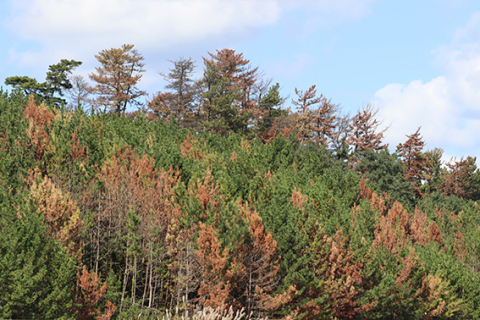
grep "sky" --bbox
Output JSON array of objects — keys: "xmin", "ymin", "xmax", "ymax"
[{"xmin": 1, "ymin": 0, "xmax": 480, "ymax": 162}]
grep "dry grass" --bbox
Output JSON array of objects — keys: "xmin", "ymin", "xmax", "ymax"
[{"xmin": 161, "ymin": 305, "xmax": 266, "ymax": 320}]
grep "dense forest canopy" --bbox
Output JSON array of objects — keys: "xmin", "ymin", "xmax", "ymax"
[{"xmin": 2, "ymin": 44, "xmax": 480, "ymax": 319}]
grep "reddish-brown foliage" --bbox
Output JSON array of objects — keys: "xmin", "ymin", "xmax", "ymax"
[
  {"xmin": 75, "ymin": 266, "xmax": 116, "ymax": 320},
  {"xmin": 295, "ymin": 227, "xmax": 364, "ymax": 320},
  {"xmin": 234, "ymin": 200, "xmax": 289, "ymax": 315},
  {"xmin": 292, "ymin": 85, "xmax": 325, "ymax": 143},
  {"xmin": 282, "ymin": 125, "xmax": 294, "ymax": 138},
  {"xmin": 442, "ymin": 157, "xmax": 476, "ymax": 199},
  {"xmin": 70, "ymin": 131, "xmax": 88, "ymax": 164},
  {"xmin": 310, "ymin": 97, "xmax": 337, "ymax": 146},
  {"xmin": 347, "ymin": 106, "xmax": 387, "ymax": 156},
  {"xmin": 373, "ymin": 201, "xmax": 410, "ymax": 255},
  {"xmin": 23, "ymin": 95, "xmax": 55, "ymax": 161},
  {"xmin": 181, "ymin": 134, "xmax": 205, "ymax": 160},
  {"xmin": 410, "ymin": 207, "xmax": 428, "ymax": 245},
  {"xmin": 189, "ymin": 170, "xmax": 219, "ymax": 213},
  {"xmin": 29, "ymin": 168, "xmax": 83, "ymax": 262},
  {"xmin": 89, "ymin": 44, "xmax": 146, "ymax": 115},
  {"xmin": 204, "ymin": 49, "xmax": 259, "ymax": 114},
  {"xmin": 358, "ymin": 179, "xmax": 387, "ymax": 216},
  {"xmin": 428, "ymin": 222, "xmax": 442, "ymax": 245},
  {"xmin": 147, "ymin": 91, "xmax": 176, "ymax": 121},
  {"xmin": 291, "ymin": 187, "xmax": 306, "ymax": 210},
  {"xmin": 81, "ymin": 146, "xmax": 181, "ymax": 309},
  {"xmin": 397, "ymin": 127, "xmax": 426, "ymax": 198},
  {"xmin": 91, "ymin": 147, "xmax": 179, "ymax": 219},
  {"xmin": 260, "ymin": 118, "xmax": 280, "ymax": 143},
  {"xmin": 195, "ymin": 222, "xmax": 230, "ymax": 309},
  {"xmin": 230, "ymin": 150, "xmax": 238, "ymax": 162},
  {"xmin": 454, "ymin": 231, "xmax": 467, "ymax": 262}
]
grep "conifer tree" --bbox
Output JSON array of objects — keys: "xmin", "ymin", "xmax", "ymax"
[
  {"xmin": 89, "ymin": 44, "xmax": 146, "ymax": 116},
  {"xmin": 29, "ymin": 169, "xmax": 83, "ymax": 262},
  {"xmin": 292, "ymin": 85, "xmax": 323, "ymax": 143},
  {"xmin": 149, "ymin": 58, "xmax": 201, "ymax": 127},
  {"xmin": 195, "ymin": 222, "xmax": 230, "ymax": 309},
  {"xmin": 233, "ymin": 200, "xmax": 291, "ymax": 317},
  {"xmin": 75, "ymin": 265, "xmax": 116, "ymax": 320},
  {"xmin": 309, "ymin": 96, "xmax": 337, "ymax": 147},
  {"xmin": 442, "ymin": 157, "xmax": 477, "ymax": 199},
  {"xmin": 67, "ymin": 75, "xmax": 91, "ymax": 111},
  {"xmin": 23, "ymin": 95, "xmax": 55, "ymax": 162},
  {"xmin": 397, "ymin": 127, "xmax": 426, "ymax": 199},
  {"xmin": 347, "ymin": 104, "xmax": 388, "ymax": 153},
  {"xmin": 422, "ymin": 148, "xmax": 444, "ymax": 194},
  {"xmin": 0, "ymin": 200, "xmax": 76, "ymax": 319},
  {"xmin": 256, "ymin": 83, "xmax": 287, "ymax": 140},
  {"xmin": 6, "ymin": 59, "xmax": 82, "ymax": 106},
  {"xmin": 200, "ymin": 49, "xmax": 259, "ymax": 135}
]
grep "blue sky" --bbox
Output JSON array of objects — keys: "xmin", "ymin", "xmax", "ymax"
[{"xmin": 1, "ymin": 0, "xmax": 480, "ymax": 161}]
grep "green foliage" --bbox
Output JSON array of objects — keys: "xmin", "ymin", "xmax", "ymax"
[
  {"xmin": 357, "ymin": 149, "xmax": 415, "ymax": 209},
  {"xmin": 0, "ymin": 86, "xmax": 479, "ymax": 319},
  {"xmin": 0, "ymin": 194, "xmax": 76, "ymax": 319},
  {"xmin": 5, "ymin": 59, "xmax": 82, "ymax": 106},
  {"xmin": 200, "ymin": 64, "xmax": 247, "ymax": 135}
]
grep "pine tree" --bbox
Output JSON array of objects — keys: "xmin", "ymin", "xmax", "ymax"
[
  {"xmin": 292, "ymin": 85, "xmax": 323, "ymax": 143},
  {"xmin": 422, "ymin": 148, "xmax": 444, "ymax": 195},
  {"xmin": 89, "ymin": 44, "xmax": 146, "ymax": 116},
  {"xmin": 347, "ymin": 104, "xmax": 388, "ymax": 153},
  {"xmin": 0, "ymin": 198, "xmax": 76, "ymax": 319},
  {"xmin": 442, "ymin": 157, "xmax": 477, "ymax": 199},
  {"xmin": 256, "ymin": 83, "xmax": 287, "ymax": 140},
  {"xmin": 233, "ymin": 200, "xmax": 291, "ymax": 317},
  {"xmin": 309, "ymin": 96, "xmax": 337, "ymax": 147},
  {"xmin": 195, "ymin": 222, "xmax": 231, "ymax": 309},
  {"xmin": 200, "ymin": 49, "xmax": 259, "ymax": 135},
  {"xmin": 149, "ymin": 58, "xmax": 201, "ymax": 128},
  {"xmin": 397, "ymin": 127, "xmax": 426, "ymax": 199},
  {"xmin": 75, "ymin": 265, "xmax": 116, "ymax": 320},
  {"xmin": 6, "ymin": 59, "xmax": 82, "ymax": 106}
]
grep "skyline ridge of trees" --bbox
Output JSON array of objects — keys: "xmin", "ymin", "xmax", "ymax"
[{"xmin": 2, "ymin": 44, "xmax": 480, "ymax": 319}]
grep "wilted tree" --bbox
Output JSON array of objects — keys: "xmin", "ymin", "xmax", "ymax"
[
  {"xmin": 291, "ymin": 85, "xmax": 339, "ymax": 147},
  {"xmin": 292, "ymin": 85, "xmax": 323, "ymax": 142},
  {"xmin": 149, "ymin": 58, "xmax": 201, "ymax": 127},
  {"xmin": 348, "ymin": 104, "xmax": 388, "ymax": 154},
  {"xmin": 67, "ymin": 75, "xmax": 91, "ymax": 112},
  {"xmin": 397, "ymin": 127, "xmax": 426, "ymax": 198},
  {"xmin": 330, "ymin": 111, "xmax": 352, "ymax": 158},
  {"xmin": 310, "ymin": 97, "xmax": 338, "ymax": 147},
  {"xmin": 442, "ymin": 157, "xmax": 477, "ymax": 199},
  {"xmin": 89, "ymin": 44, "xmax": 146, "ymax": 116}
]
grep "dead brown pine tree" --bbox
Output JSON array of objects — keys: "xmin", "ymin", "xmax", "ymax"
[
  {"xmin": 397, "ymin": 127, "xmax": 426, "ymax": 198},
  {"xmin": 89, "ymin": 44, "xmax": 146, "ymax": 116}
]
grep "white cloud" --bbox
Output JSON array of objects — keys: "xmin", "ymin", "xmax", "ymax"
[
  {"xmin": 7, "ymin": 0, "xmax": 280, "ymax": 54},
  {"xmin": 5, "ymin": 0, "xmax": 378, "ymax": 61},
  {"xmin": 2, "ymin": 0, "xmax": 379, "ymax": 109},
  {"xmin": 373, "ymin": 12, "xmax": 480, "ymax": 159}
]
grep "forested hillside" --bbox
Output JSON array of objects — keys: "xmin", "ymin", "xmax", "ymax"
[{"xmin": 2, "ymin": 45, "xmax": 480, "ymax": 319}]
